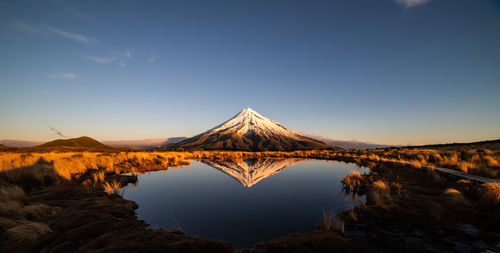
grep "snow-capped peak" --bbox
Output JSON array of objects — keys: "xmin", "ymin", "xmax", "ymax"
[{"xmin": 206, "ymin": 108, "xmax": 298, "ymax": 138}]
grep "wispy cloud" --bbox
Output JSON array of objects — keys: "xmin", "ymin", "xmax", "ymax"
[
  {"xmin": 78, "ymin": 50, "xmax": 132, "ymax": 67},
  {"xmin": 41, "ymin": 24, "xmax": 94, "ymax": 45},
  {"xmin": 13, "ymin": 20, "xmax": 44, "ymax": 34},
  {"xmin": 48, "ymin": 126, "xmax": 68, "ymax": 138},
  {"xmin": 148, "ymin": 53, "xmax": 159, "ymax": 63},
  {"xmin": 47, "ymin": 71, "xmax": 76, "ymax": 80},
  {"xmin": 79, "ymin": 54, "xmax": 115, "ymax": 64},
  {"xmin": 12, "ymin": 21, "xmax": 95, "ymax": 45},
  {"xmin": 394, "ymin": 0, "xmax": 430, "ymax": 8},
  {"xmin": 59, "ymin": 0, "xmax": 98, "ymax": 23}
]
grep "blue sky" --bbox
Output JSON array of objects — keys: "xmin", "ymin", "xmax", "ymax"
[{"xmin": 1, "ymin": 0, "xmax": 499, "ymax": 145}]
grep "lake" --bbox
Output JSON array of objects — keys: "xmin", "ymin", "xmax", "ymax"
[{"xmin": 121, "ymin": 159, "xmax": 368, "ymax": 247}]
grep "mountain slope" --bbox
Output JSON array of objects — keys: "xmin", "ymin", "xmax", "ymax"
[
  {"xmin": 162, "ymin": 108, "xmax": 329, "ymax": 151},
  {"xmin": 36, "ymin": 136, "xmax": 113, "ymax": 149}
]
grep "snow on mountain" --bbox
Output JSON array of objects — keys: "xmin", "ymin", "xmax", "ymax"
[
  {"xmin": 161, "ymin": 108, "xmax": 329, "ymax": 151},
  {"xmin": 204, "ymin": 108, "xmax": 300, "ymax": 138}
]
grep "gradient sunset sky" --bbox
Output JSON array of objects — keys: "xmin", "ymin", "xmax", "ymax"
[{"xmin": 1, "ymin": 0, "xmax": 499, "ymax": 145}]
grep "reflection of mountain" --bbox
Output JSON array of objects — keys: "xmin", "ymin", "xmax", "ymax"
[{"xmin": 203, "ymin": 159, "xmax": 304, "ymax": 187}]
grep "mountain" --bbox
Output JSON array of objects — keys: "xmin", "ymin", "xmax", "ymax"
[
  {"xmin": 161, "ymin": 108, "xmax": 330, "ymax": 151},
  {"xmin": 36, "ymin": 136, "xmax": 113, "ymax": 149},
  {"xmin": 0, "ymin": 139, "xmax": 43, "ymax": 147},
  {"xmin": 203, "ymin": 158, "xmax": 304, "ymax": 187},
  {"xmin": 102, "ymin": 137, "xmax": 186, "ymax": 149},
  {"xmin": 303, "ymin": 135, "xmax": 395, "ymax": 149}
]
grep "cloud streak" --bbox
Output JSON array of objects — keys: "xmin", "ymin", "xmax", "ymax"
[
  {"xmin": 79, "ymin": 54, "xmax": 116, "ymax": 64},
  {"xmin": 42, "ymin": 24, "xmax": 94, "ymax": 45},
  {"xmin": 394, "ymin": 0, "xmax": 430, "ymax": 8},
  {"xmin": 78, "ymin": 50, "xmax": 132, "ymax": 67},
  {"xmin": 59, "ymin": 0, "xmax": 98, "ymax": 23},
  {"xmin": 13, "ymin": 21, "xmax": 95, "ymax": 45},
  {"xmin": 13, "ymin": 20, "xmax": 44, "ymax": 34},
  {"xmin": 148, "ymin": 53, "xmax": 159, "ymax": 63},
  {"xmin": 48, "ymin": 126, "xmax": 68, "ymax": 138},
  {"xmin": 47, "ymin": 72, "xmax": 76, "ymax": 80}
]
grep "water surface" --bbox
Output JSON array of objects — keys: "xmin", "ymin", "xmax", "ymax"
[{"xmin": 122, "ymin": 159, "xmax": 368, "ymax": 247}]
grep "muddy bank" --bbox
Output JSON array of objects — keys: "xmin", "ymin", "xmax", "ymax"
[{"xmin": 22, "ymin": 182, "xmax": 233, "ymax": 253}]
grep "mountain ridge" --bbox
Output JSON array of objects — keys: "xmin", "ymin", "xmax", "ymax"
[{"xmin": 161, "ymin": 108, "xmax": 330, "ymax": 151}]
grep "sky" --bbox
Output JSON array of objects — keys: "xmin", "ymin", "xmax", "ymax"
[{"xmin": 1, "ymin": 0, "xmax": 499, "ymax": 145}]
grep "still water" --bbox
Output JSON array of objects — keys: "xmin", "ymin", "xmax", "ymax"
[{"xmin": 121, "ymin": 159, "xmax": 368, "ymax": 247}]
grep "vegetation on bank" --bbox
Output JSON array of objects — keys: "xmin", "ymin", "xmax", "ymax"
[{"xmin": 0, "ymin": 148, "xmax": 499, "ymax": 251}]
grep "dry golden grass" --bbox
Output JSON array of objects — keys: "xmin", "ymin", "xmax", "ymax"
[
  {"xmin": 479, "ymin": 182, "xmax": 500, "ymax": 209},
  {"xmin": 0, "ymin": 152, "xmax": 194, "ymax": 181},
  {"xmin": 1, "ymin": 148, "xmax": 498, "ymax": 178},
  {"xmin": 92, "ymin": 171, "xmax": 105, "ymax": 184},
  {"xmin": 103, "ymin": 180, "xmax": 122, "ymax": 196},
  {"xmin": 325, "ymin": 148, "xmax": 500, "ymax": 178},
  {"xmin": 368, "ymin": 180, "xmax": 391, "ymax": 207}
]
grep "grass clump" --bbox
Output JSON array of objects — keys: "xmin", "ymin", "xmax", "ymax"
[
  {"xmin": 341, "ymin": 170, "xmax": 373, "ymax": 197},
  {"xmin": 92, "ymin": 171, "xmax": 106, "ymax": 184},
  {"xmin": 103, "ymin": 180, "xmax": 122, "ymax": 196},
  {"xmin": 2, "ymin": 221, "xmax": 52, "ymax": 249},
  {"xmin": 22, "ymin": 203, "xmax": 60, "ymax": 220},
  {"xmin": 0, "ymin": 185, "xmax": 26, "ymax": 203},
  {"xmin": 478, "ymin": 182, "xmax": 500, "ymax": 210},
  {"xmin": 367, "ymin": 180, "xmax": 391, "ymax": 207}
]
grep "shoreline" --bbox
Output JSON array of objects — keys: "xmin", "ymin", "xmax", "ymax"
[{"xmin": 0, "ymin": 152, "xmax": 499, "ymax": 252}]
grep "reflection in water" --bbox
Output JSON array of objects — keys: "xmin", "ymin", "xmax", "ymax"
[
  {"xmin": 122, "ymin": 159, "xmax": 368, "ymax": 247},
  {"xmin": 203, "ymin": 158, "xmax": 304, "ymax": 187}
]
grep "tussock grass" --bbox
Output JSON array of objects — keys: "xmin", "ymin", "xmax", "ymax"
[
  {"xmin": 22, "ymin": 203, "xmax": 60, "ymax": 220},
  {"xmin": 367, "ymin": 180, "xmax": 391, "ymax": 207},
  {"xmin": 0, "ymin": 201, "xmax": 23, "ymax": 218},
  {"xmin": 1, "ymin": 148, "xmax": 498, "ymax": 178},
  {"xmin": 341, "ymin": 170, "xmax": 373, "ymax": 197},
  {"xmin": 321, "ymin": 211, "xmax": 344, "ymax": 233},
  {"xmin": 321, "ymin": 211, "xmax": 334, "ymax": 230},
  {"xmin": 92, "ymin": 171, "xmax": 105, "ymax": 184},
  {"xmin": 103, "ymin": 180, "xmax": 122, "ymax": 196},
  {"xmin": 3, "ymin": 221, "xmax": 52, "ymax": 247},
  {"xmin": 0, "ymin": 151, "xmax": 193, "ymax": 181},
  {"xmin": 479, "ymin": 182, "xmax": 500, "ymax": 209},
  {"xmin": 0, "ymin": 185, "xmax": 26, "ymax": 203}
]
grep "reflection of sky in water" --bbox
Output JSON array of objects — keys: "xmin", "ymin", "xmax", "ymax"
[{"xmin": 122, "ymin": 160, "xmax": 368, "ymax": 248}]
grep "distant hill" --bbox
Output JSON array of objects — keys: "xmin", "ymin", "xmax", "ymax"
[
  {"xmin": 303, "ymin": 135, "xmax": 396, "ymax": 149},
  {"xmin": 161, "ymin": 108, "xmax": 330, "ymax": 151},
  {"xmin": 103, "ymin": 137, "xmax": 186, "ymax": 149},
  {"xmin": 404, "ymin": 139, "xmax": 500, "ymax": 151},
  {"xmin": 36, "ymin": 136, "xmax": 114, "ymax": 150},
  {"xmin": 0, "ymin": 139, "xmax": 43, "ymax": 147}
]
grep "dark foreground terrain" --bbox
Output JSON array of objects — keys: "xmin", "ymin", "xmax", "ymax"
[{"xmin": 0, "ymin": 150, "xmax": 499, "ymax": 252}]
